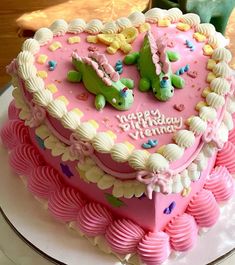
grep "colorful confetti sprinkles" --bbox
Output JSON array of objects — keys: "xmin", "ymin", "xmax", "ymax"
[
  {"xmin": 142, "ymin": 139, "xmax": 158, "ymax": 149},
  {"xmin": 173, "ymin": 104, "xmax": 185, "ymax": 112},
  {"xmin": 48, "ymin": 60, "xmax": 57, "ymax": 71},
  {"xmin": 163, "ymin": 201, "xmax": 176, "ymax": 214},
  {"xmin": 60, "ymin": 163, "xmax": 73, "ymax": 178},
  {"xmin": 105, "ymin": 193, "xmax": 125, "ymax": 208},
  {"xmin": 115, "ymin": 60, "xmax": 123, "ymax": 74}
]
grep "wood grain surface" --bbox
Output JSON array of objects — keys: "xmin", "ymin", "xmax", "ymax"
[{"xmin": 0, "ymin": 0, "xmax": 234, "ymax": 91}]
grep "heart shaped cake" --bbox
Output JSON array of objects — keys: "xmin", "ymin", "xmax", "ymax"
[{"xmin": 1, "ymin": 7, "xmax": 235, "ymax": 265}]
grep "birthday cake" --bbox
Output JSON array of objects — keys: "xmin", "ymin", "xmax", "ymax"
[{"xmin": 1, "ymin": 7, "xmax": 235, "ymax": 265}]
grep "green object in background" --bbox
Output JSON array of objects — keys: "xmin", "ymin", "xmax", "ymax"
[{"xmin": 149, "ymin": 0, "xmax": 235, "ymax": 34}]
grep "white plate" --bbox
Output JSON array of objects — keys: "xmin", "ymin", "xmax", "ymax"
[{"xmin": 0, "ymin": 87, "xmax": 235, "ymax": 265}]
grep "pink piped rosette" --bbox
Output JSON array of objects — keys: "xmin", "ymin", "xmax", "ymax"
[
  {"xmin": 8, "ymin": 100, "xmax": 20, "ymax": 120},
  {"xmin": 48, "ymin": 187, "xmax": 85, "ymax": 222},
  {"xmin": 0, "ymin": 120, "xmax": 30, "ymax": 150},
  {"xmin": 28, "ymin": 166, "xmax": 62, "ymax": 199},
  {"xmin": 9, "ymin": 144, "xmax": 45, "ymax": 176},
  {"xmin": 137, "ymin": 231, "xmax": 170, "ymax": 265},
  {"xmin": 77, "ymin": 202, "xmax": 113, "ymax": 236},
  {"xmin": 204, "ymin": 166, "xmax": 234, "ymax": 203},
  {"xmin": 186, "ymin": 189, "xmax": 220, "ymax": 228},
  {"xmin": 105, "ymin": 219, "xmax": 145, "ymax": 254},
  {"xmin": 165, "ymin": 213, "xmax": 198, "ymax": 252},
  {"xmin": 215, "ymin": 141, "xmax": 235, "ymax": 174},
  {"xmin": 228, "ymin": 128, "xmax": 235, "ymax": 145}
]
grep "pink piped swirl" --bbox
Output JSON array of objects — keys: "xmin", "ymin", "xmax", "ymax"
[
  {"xmin": 48, "ymin": 187, "xmax": 85, "ymax": 222},
  {"xmin": 186, "ymin": 189, "xmax": 220, "ymax": 228},
  {"xmin": 0, "ymin": 120, "xmax": 30, "ymax": 150},
  {"xmin": 204, "ymin": 166, "xmax": 234, "ymax": 203},
  {"xmin": 9, "ymin": 144, "xmax": 44, "ymax": 176},
  {"xmin": 77, "ymin": 202, "xmax": 113, "ymax": 237},
  {"xmin": 105, "ymin": 219, "xmax": 145, "ymax": 254},
  {"xmin": 215, "ymin": 141, "xmax": 235, "ymax": 174},
  {"xmin": 28, "ymin": 166, "xmax": 62, "ymax": 199},
  {"xmin": 8, "ymin": 100, "xmax": 20, "ymax": 120},
  {"xmin": 165, "ymin": 213, "xmax": 198, "ymax": 252},
  {"xmin": 137, "ymin": 231, "xmax": 170, "ymax": 265},
  {"xmin": 228, "ymin": 128, "xmax": 235, "ymax": 145}
]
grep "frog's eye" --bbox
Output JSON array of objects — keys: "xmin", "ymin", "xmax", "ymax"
[
  {"xmin": 112, "ymin": 98, "xmax": 117, "ymax": 103},
  {"xmin": 118, "ymin": 102, "xmax": 122, "ymax": 106}
]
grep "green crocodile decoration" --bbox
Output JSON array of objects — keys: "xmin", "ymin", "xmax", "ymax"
[
  {"xmin": 124, "ymin": 31, "xmax": 185, "ymax": 101},
  {"xmin": 67, "ymin": 51, "xmax": 134, "ymax": 111}
]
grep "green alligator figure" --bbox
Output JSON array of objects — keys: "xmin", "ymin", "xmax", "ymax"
[
  {"xmin": 124, "ymin": 31, "xmax": 184, "ymax": 101},
  {"xmin": 67, "ymin": 51, "xmax": 134, "ymax": 111}
]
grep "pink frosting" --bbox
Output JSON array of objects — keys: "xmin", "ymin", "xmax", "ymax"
[
  {"xmin": 204, "ymin": 166, "xmax": 234, "ymax": 203},
  {"xmin": 8, "ymin": 100, "xmax": 20, "ymax": 120},
  {"xmin": 27, "ymin": 105, "xmax": 46, "ymax": 128},
  {"xmin": 105, "ymin": 219, "xmax": 145, "ymax": 254},
  {"xmin": 0, "ymin": 120, "xmax": 30, "ymax": 150},
  {"xmin": 186, "ymin": 189, "xmax": 220, "ymax": 228},
  {"xmin": 77, "ymin": 202, "xmax": 113, "ymax": 237},
  {"xmin": 48, "ymin": 187, "xmax": 85, "ymax": 222},
  {"xmin": 215, "ymin": 141, "xmax": 235, "ymax": 174},
  {"xmin": 228, "ymin": 128, "xmax": 235, "ymax": 145},
  {"xmin": 9, "ymin": 144, "xmax": 44, "ymax": 176},
  {"xmin": 28, "ymin": 165, "xmax": 62, "ymax": 199},
  {"xmin": 137, "ymin": 231, "xmax": 170, "ymax": 265},
  {"xmin": 165, "ymin": 213, "xmax": 198, "ymax": 252}
]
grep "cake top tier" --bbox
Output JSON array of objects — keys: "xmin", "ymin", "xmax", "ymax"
[{"xmin": 9, "ymin": 8, "xmax": 234, "ymax": 196}]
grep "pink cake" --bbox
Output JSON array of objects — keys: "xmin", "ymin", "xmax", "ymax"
[{"xmin": 1, "ymin": 7, "xmax": 235, "ymax": 264}]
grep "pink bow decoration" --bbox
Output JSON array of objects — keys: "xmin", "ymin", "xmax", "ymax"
[
  {"xmin": 69, "ymin": 133, "xmax": 94, "ymax": 163},
  {"xmin": 202, "ymin": 123, "xmax": 224, "ymax": 149},
  {"xmin": 136, "ymin": 170, "xmax": 172, "ymax": 199}
]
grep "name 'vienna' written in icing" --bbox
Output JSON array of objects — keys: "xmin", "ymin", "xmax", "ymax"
[{"xmin": 116, "ymin": 109, "xmax": 183, "ymax": 140}]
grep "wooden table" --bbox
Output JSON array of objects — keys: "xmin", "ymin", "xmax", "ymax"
[{"xmin": 0, "ymin": 0, "xmax": 234, "ymax": 91}]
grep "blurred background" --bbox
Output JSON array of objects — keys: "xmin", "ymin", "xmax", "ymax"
[{"xmin": 0, "ymin": 0, "xmax": 234, "ymax": 89}]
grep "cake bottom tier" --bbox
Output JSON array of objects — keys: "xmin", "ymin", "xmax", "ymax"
[{"xmin": 1, "ymin": 111, "xmax": 235, "ymax": 265}]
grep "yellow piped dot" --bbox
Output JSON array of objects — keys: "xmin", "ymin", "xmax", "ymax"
[
  {"xmin": 202, "ymin": 87, "xmax": 211, "ymax": 97},
  {"xmin": 37, "ymin": 71, "xmax": 48, "ymax": 79},
  {"xmin": 86, "ymin": 35, "xmax": 98, "ymax": 43},
  {"xmin": 72, "ymin": 108, "xmax": 83, "ymax": 117},
  {"xmin": 106, "ymin": 130, "xmax": 117, "ymax": 140},
  {"xmin": 156, "ymin": 145, "xmax": 165, "ymax": 154},
  {"xmin": 181, "ymin": 187, "xmax": 191, "ymax": 197},
  {"xmin": 124, "ymin": 141, "xmax": 134, "ymax": 151},
  {"xmin": 158, "ymin": 19, "xmax": 171, "ymax": 27},
  {"xmin": 195, "ymin": 101, "xmax": 207, "ymax": 110},
  {"xmin": 207, "ymin": 59, "xmax": 217, "ymax": 70},
  {"xmin": 46, "ymin": 83, "xmax": 58, "ymax": 93},
  {"xmin": 57, "ymin": 96, "xmax": 69, "ymax": 105},
  {"xmin": 203, "ymin": 44, "xmax": 214, "ymax": 56},
  {"xmin": 139, "ymin": 22, "xmax": 150, "ymax": 33},
  {"xmin": 193, "ymin": 32, "xmax": 206, "ymax": 42},
  {"xmin": 68, "ymin": 36, "xmax": 81, "ymax": 44},
  {"xmin": 49, "ymin": 41, "xmax": 62, "ymax": 51},
  {"xmin": 89, "ymin": 119, "xmax": 99, "ymax": 129},
  {"xmin": 176, "ymin": 22, "xmax": 191, "ymax": 31},
  {"xmin": 207, "ymin": 72, "xmax": 217, "ymax": 82},
  {"xmin": 37, "ymin": 54, "xmax": 48, "ymax": 64}
]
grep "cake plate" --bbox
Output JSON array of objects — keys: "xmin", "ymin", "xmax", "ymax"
[{"xmin": 0, "ymin": 87, "xmax": 235, "ymax": 265}]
